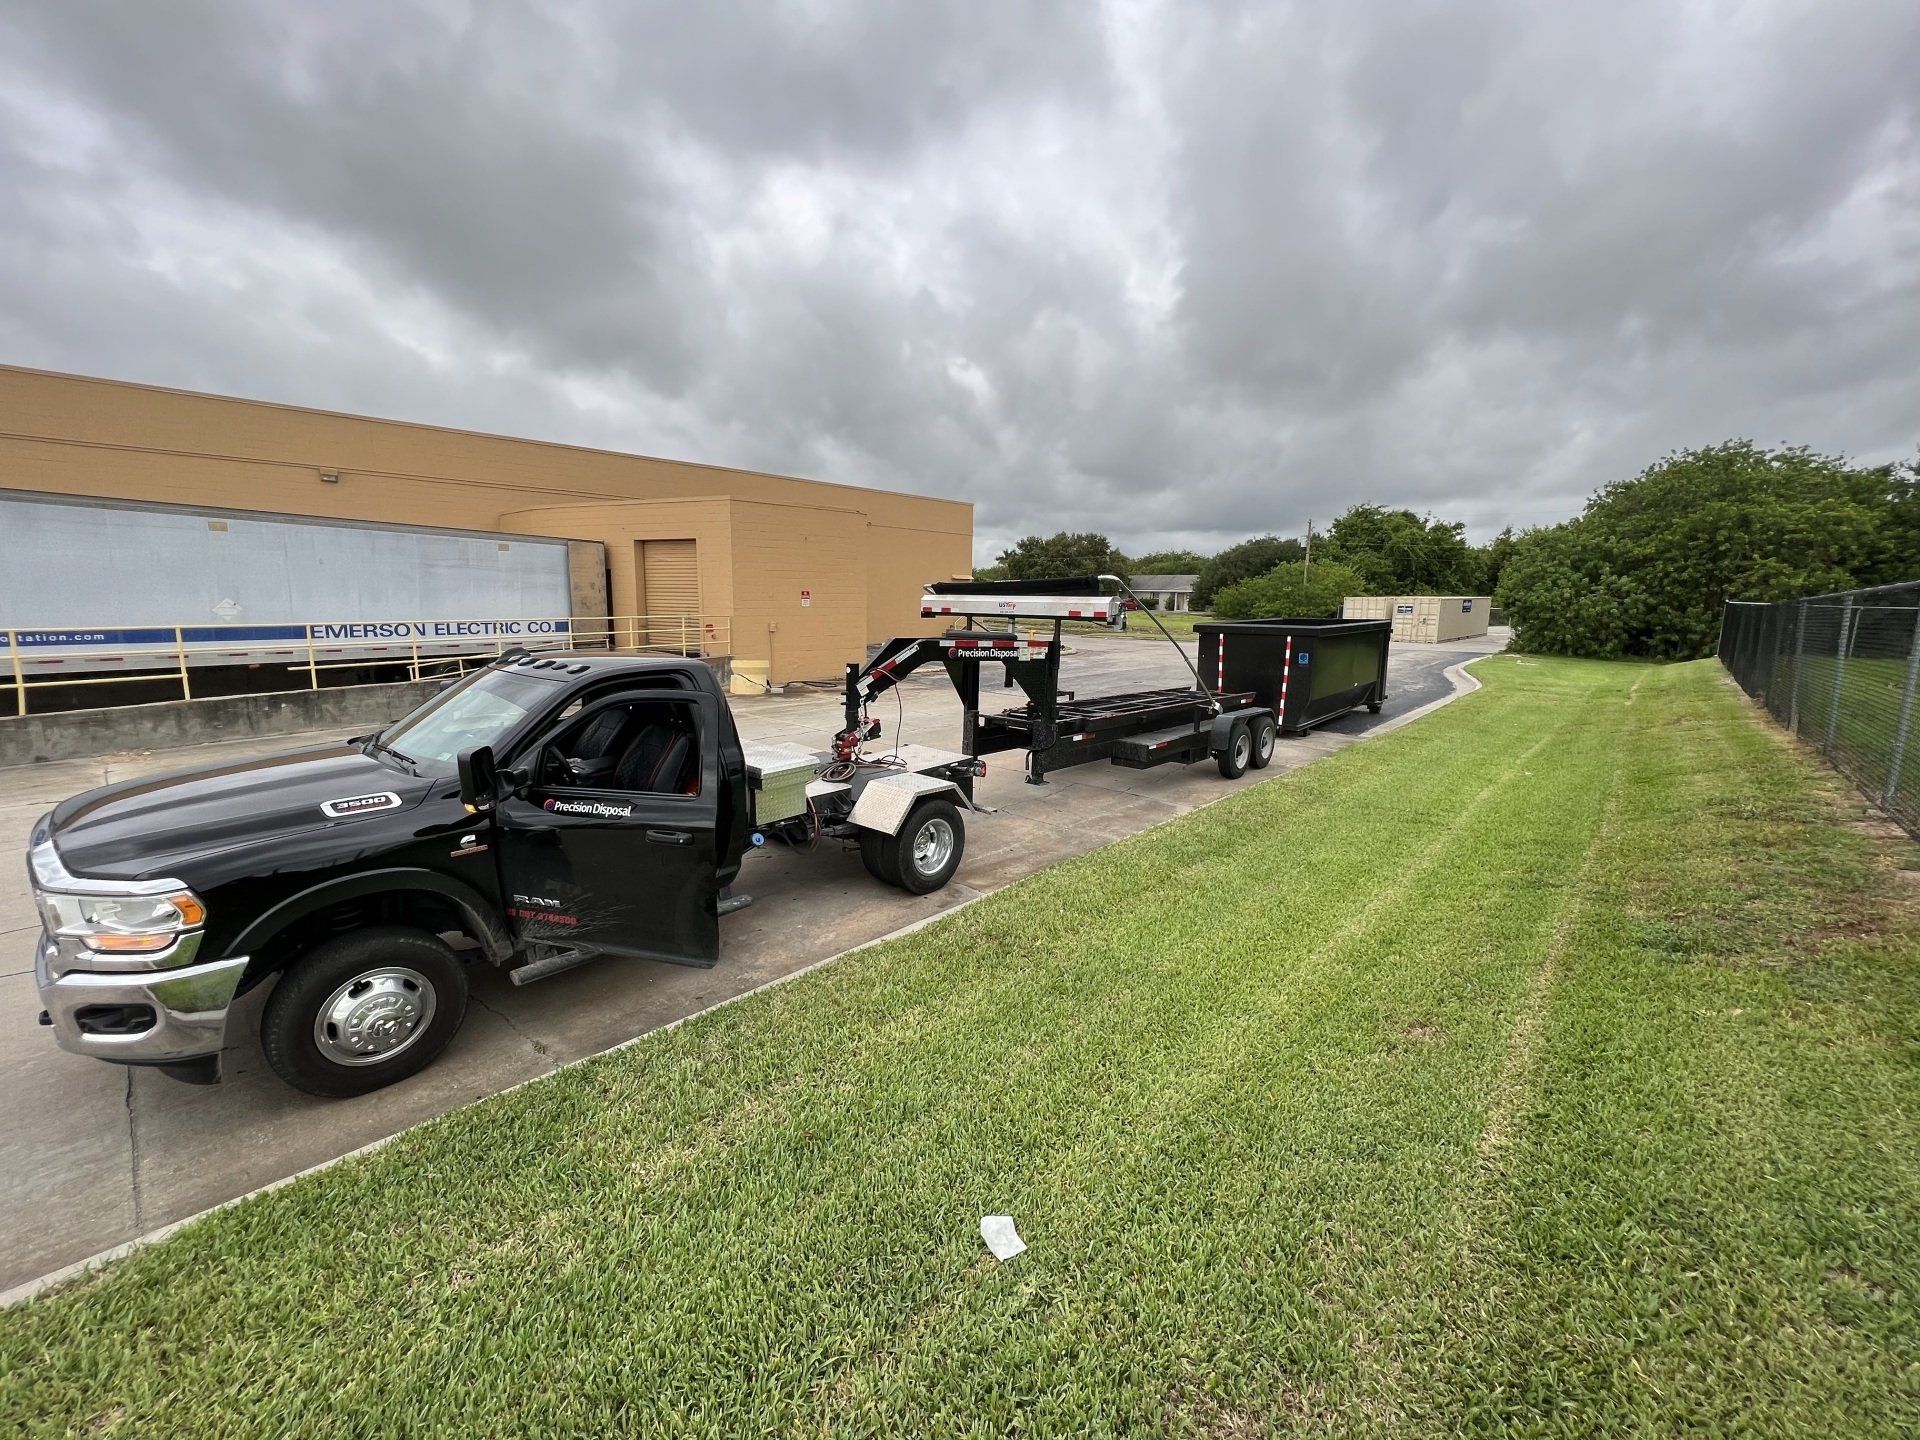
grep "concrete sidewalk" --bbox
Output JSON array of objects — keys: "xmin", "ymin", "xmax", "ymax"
[{"xmin": 0, "ymin": 630, "xmax": 1504, "ymax": 1294}]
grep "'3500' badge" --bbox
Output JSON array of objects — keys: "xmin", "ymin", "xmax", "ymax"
[{"xmin": 320, "ymin": 792, "xmax": 402, "ymax": 819}]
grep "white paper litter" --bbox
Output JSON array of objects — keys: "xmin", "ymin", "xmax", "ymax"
[{"xmin": 979, "ymin": 1214, "xmax": 1027, "ymax": 1261}]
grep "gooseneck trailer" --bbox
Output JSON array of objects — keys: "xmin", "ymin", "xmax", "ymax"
[{"xmin": 838, "ymin": 575, "xmax": 1292, "ymax": 784}]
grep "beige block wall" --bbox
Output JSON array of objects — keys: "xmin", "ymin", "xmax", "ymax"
[
  {"xmin": 0, "ymin": 365, "xmax": 971, "ymax": 540},
  {"xmin": 728, "ymin": 499, "xmax": 869, "ymax": 684},
  {"xmin": 499, "ymin": 498, "xmax": 735, "ymax": 652},
  {"xmin": 866, "ymin": 521, "xmax": 975, "ymax": 644},
  {"xmin": 500, "ymin": 496, "xmax": 881, "ymax": 682},
  {"xmin": 564, "ymin": 540, "xmax": 609, "ymax": 619}
]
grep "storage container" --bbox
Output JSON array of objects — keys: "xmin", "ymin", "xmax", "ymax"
[{"xmin": 1342, "ymin": 595, "xmax": 1490, "ymax": 643}]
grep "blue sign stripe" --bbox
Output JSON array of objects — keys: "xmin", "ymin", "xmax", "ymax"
[
  {"xmin": 5, "ymin": 618, "xmax": 574, "ymax": 650},
  {"xmin": 182, "ymin": 625, "xmax": 310, "ymax": 644},
  {"xmin": 10, "ymin": 628, "xmax": 176, "ymax": 647}
]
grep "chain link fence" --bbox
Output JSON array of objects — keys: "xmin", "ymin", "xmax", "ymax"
[{"xmin": 1719, "ymin": 580, "xmax": 1920, "ymax": 837}]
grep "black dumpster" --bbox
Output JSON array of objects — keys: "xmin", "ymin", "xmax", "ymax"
[{"xmin": 1192, "ymin": 617, "xmax": 1391, "ymax": 734}]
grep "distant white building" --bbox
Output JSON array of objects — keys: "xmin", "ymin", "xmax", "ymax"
[{"xmin": 1130, "ymin": 574, "xmax": 1200, "ymax": 612}]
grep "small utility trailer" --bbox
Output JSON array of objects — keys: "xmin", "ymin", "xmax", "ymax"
[{"xmin": 838, "ymin": 575, "xmax": 1283, "ymax": 785}]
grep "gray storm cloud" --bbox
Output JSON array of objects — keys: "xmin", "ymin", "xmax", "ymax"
[{"xmin": 1, "ymin": 0, "xmax": 1915, "ymax": 562}]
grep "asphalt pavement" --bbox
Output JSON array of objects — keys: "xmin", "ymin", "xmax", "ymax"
[{"xmin": 0, "ymin": 628, "xmax": 1505, "ymax": 1295}]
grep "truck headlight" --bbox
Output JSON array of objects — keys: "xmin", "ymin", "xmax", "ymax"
[
  {"xmin": 35, "ymin": 889, "xmax": 206, "ymax": 953},
  {"xmin": 27, "ymin": 815, "xmax": 206, "ymax": 970}
]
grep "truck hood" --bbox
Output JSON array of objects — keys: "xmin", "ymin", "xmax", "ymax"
[{"xmin": 48, "ymin": 743, "xmax": 436, "ymax": 882}]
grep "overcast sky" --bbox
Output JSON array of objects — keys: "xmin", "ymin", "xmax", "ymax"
[{"xmin": 2, "ymin": 2, "xmax": 1915, "ymax": 561}]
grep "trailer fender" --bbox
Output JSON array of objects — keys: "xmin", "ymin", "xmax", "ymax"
[
  {"xmin": 848, "ymin": 773, "xmax": 972, "ymax": 836},
  {"xmin": 1207, "ymin": 711, "xmax": 1250, "ymax": 757}
]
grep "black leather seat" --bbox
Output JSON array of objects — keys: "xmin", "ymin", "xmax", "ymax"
[
  {"xmin": 557, "ymin": 708, "xmax": 640, "ymax": 786},
  {"xmin": 571, "ymin": 709, "xmax": 633, "ymax": 763},
  {"xmin": 612, "ymin": 723, "xmax": 696, "ymax": 794}
]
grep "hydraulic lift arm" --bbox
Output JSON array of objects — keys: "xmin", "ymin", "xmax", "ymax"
[
  {"xmin": 836, "ymin": 636, "xmax": 948, "ymax": 758},
  {"xmin": 834, "ymin": 630, "xmax": 1061, "ymax": 763}
]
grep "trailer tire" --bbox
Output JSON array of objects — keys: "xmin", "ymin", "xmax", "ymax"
[
  {"xmin": 1216, "ymin": 720, "xmax": 1253, "ymax": 779},
  {"xmin": 1367, "ymin": 701, "xmax": 1383, "ymax": 714},
  {"xmin": 859, "ymin": 828, "xmax": 902, "ymax": 887},
  {"xmin": 882, "ymin": 798, "xmax": 967, "ymax": 895},
  {"xmin": 1247, "ymin": 713, "xmax": 1277, "ymax": 769},
  {"xmin": 261, "ymin": 926, "xmax": 468, "ymax": 1098}
]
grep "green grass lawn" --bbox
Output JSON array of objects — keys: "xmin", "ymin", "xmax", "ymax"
[{"xmin": 5, "ymin": 658, "xmax": 1916, "ymax": 1437}]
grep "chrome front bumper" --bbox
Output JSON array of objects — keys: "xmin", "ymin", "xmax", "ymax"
[{"xmin": 34, "ymin": 932, "xmax": 249, "ymax": 1065}]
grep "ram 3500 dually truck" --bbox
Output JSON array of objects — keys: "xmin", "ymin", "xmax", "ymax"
[{"xmin": 29, "ymin": 652, "xmax": 980, "ymax": 1097}]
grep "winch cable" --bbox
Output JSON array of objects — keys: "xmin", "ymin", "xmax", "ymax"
[{"xmin": 1098, "ymin": 572, "xmax": 1219, "ymax": 712}]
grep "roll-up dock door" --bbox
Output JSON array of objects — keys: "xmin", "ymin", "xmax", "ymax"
[{"xmin": 641, "ymin": 539, "xmax": 700, "ymax": 651}]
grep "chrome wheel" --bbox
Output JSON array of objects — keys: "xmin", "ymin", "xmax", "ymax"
[
  {"xmin": 1254, "ymin": 723, "xmax": 1274, "ymax": 762},
  {"xmin": 1233, "ymin": 730, "xmax": 1251, "ymax": 768},
  {"xmin": 312, "ymin": 966, "xmax": 437, "ymax": 1067},
  {"xmin": 911, "ymin": 816, "xmax": 956, "ymax": 877}
]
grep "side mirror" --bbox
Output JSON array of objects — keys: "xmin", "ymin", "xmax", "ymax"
[{"xmin": 457, "ymin": 745, "xmax": 501, "ymax": 814}]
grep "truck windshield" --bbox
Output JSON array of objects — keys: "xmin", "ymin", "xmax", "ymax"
[{"xmin": 375, "ymin": 670, "xmax": 557, "ymax": 767}]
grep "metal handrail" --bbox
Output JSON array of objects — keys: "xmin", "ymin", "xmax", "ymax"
[{"xmin": 3, "ymin": 613, "xmax": 732, "ymax": 716}]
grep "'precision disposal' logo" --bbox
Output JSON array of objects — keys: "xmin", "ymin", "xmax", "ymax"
[{"xmin": 542, "ymin": 797, "xmax": 634, "ymax": 819}]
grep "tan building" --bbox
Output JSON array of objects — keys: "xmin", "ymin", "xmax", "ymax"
[{"xmin": 0, "ymin": 367, "xmax": 973, "ymax": 683}]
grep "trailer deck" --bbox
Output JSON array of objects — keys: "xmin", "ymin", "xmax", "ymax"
[{"xmin": 840, "ymin": 576, "xmax": 1287, "ymax": 786}]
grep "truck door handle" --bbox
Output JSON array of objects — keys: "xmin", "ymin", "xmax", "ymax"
[{"xmin": 646, "ymin": 828, "xmax": 694, "ymax": 846}]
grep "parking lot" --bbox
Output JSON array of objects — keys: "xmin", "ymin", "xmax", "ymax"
[{"xmin": 1, "ymin": 630, "xmax": 1501, "ymax": 1294}]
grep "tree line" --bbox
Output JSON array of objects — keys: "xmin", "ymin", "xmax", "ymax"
[
  {"xmin": 981, "ymin": 506, "xmax": 1513, "ymax": 621},
  {"xmin": 976, "ymin": 442, "xmax": 1917, "ymax": 658}
]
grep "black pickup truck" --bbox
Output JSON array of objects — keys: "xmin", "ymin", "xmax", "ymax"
[{"xmin": 29, "ymin": 652, "xmax": 979, "ymax": 1097}]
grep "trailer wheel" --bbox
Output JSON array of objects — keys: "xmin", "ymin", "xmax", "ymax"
[
  {"xmin": 879, "ymin": 798, "xmax": 966, "ymax": 895},
  {"xmin": 261, "ymin": 927, "xmax": 468, "ymax": 1098},
  {"xmin": 1216, "ymin": 721, "xmax": 1253, "ymax": 779},
  {"xmin": 858, "ymin": 828, "xmax": 901, "ymax": 887},
  {"xmin": 1247, "ymin": 714, "xmax": 1278, "ymax": 769}
]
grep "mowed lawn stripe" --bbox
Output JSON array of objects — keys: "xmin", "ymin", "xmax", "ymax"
[
  {"xmin": 3, "ymin": 658, "xmax": 1913, "ymax": 1439},
  {"xmin": 822, "ymin": 688, "xmax": 1621, "ymax": 1424},
  {"xmin": 1404, "ymin": 663, "xmax": 1920, "ymax": 1436}
]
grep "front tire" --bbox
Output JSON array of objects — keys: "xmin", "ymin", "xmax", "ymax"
[
  {"xmin": 261, "ymin": 926, "xmax": 469, "ymax": 1097},
  {"xmin": 878, "ymin": 798, "xmax": 966, "ymax": 895}
]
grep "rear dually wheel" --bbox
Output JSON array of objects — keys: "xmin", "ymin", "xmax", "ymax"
[{"xmin": 870, "ymin": 798, "xmax": 966, "ymax": 895}]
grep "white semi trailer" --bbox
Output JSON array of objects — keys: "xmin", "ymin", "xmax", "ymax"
[{"xmin": 0, "ymin": 489, "xmax": 604, "ymax": 679}]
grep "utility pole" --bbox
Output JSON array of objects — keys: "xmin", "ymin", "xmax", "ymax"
[{"xmin": 1303, "ymin": 518, "xmax": 1312, "ymax": 586}]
